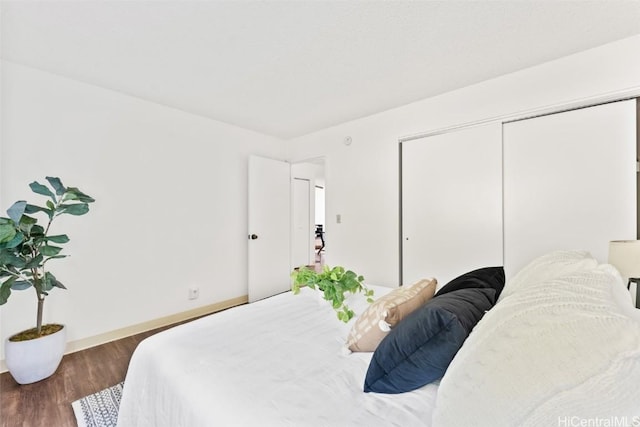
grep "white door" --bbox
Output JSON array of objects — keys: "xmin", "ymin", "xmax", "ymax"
[
  {"xmin": 248, "ymin": 155, "xmax": 291, "ymax": 302},
  {"xmin": 292, "ymin": 178, "xmax": 312, "ymax": 268},
  {"xmin": 503, "ymin": 99, "xmax": 636, "ymax": 277},
  {"xmin": 402, "ymin": 123, "xmax": 503, "ymax": 287}
]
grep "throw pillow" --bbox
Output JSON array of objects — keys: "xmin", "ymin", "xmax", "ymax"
[
  {"xmin": 435, "ymin": 266, "xmax": 505, "ymax": 299},
  {"xmin": 346, "ymin": 278, "xmax": 436, "ymax": 352},
  {"xmin": 364, "ymin": 286, "xmax": 498, "ymax": 394}
]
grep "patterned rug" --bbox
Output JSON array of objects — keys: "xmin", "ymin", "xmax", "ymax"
[{"xmin": 71, "ymin": 382, "xmax": 123, "ymax": 427}]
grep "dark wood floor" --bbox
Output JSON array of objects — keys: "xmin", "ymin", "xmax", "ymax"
[{"xmin": 0, "ymin": 323, "xmax": 176, "ymax": 427}]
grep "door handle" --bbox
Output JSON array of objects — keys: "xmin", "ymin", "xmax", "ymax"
[{"xmin": 249, "ymin": 234, "xmax": 259, "ymax": 240}]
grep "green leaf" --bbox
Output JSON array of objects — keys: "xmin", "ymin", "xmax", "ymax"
[
  {"xmin": 0, "ymin": 251, "xmax": 26, "ymax": 268},
  {"xmin": 24, "ymin": 253, "xmax": 44, "ymax": 269},
  {"xmin": 40, "ymin": 245, "xmax": 63, "ymax": 256},
  {"xmin": 43, "ymin": 272, "xmax": 65, "ymax": 291},
  {"xmin": 11, "ymin": 280, "xmax": 32, "ymax": 291},
  {"xmin": 65, "ymin": 187, "xmax": 95, "ymax": 203},
  {"xmin": 7, "ymin": 201, "xmax": 27, "ymax": 225},
  {"xmin": 46, "ymin": 177, "xmax": 66, "ymax": 195},
  {"xmin": 46, "ymin": 234, "xmax": 70, "ymax": 244},
  {"xmin": 0, "ymin": 276, "xmax": 17, "ymax": 304},
  {"xmin": 19, "ymin": 215, "xmax": 37, "ymax": 226},
  {"xmin": 25, "ymin": 204, "xmax": 54, "ymax": 219},
  {"xmin": 29, "ymin": 181, "xmax": 56, "ymax": 201},
  {"xmin": 43, "ymin": 254, "xmax": 67, "ymax": 265},
  {"xmin": 58, "ymin": 203, "xmax": 90, "ymax": 216},
  {"xmin": 18, "ymin": 215, "xmax": 38, "ymax": 234},
  {"xmin": 0, "ymin": 223, "xmax": 16, "ymax": 244},
  {"xmin": 50, "ymin": 273, "xmax": 66, "ymax": 289},
  {"xmin": 30, "ymin": 225, "xmax": 45, "ymax": 236},
  {"xmin": 344, "ymin": 307, "xmax": 354, "ymax": 321},
  {"xmin": 42, "ymin": 272, "xmax": 55, "ymax": 292},
  {"xmin": 0, "ymin": 232, "xmax": 23, "ymax": 249}
]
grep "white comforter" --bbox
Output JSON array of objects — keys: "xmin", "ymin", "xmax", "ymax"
[{"xmin": 117, "ymin": 286, "xmax": 438, "ymax": 427}]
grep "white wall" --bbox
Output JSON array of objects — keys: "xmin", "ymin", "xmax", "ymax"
[
  {"xmin": 287, "ymin": 35, "xmax": 640, "ymax": 287},
  {"xmin": 0, "ymin": 62, "xmax": 286, "ymax": 357},
  {"xmin": 3, "ymin": 34, "xmax": 640, "ymax": 361}
]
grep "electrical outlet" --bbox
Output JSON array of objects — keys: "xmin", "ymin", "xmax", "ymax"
[{"xmin": 188, "ymin": 287, "xmax": 199, "ymax": 300}]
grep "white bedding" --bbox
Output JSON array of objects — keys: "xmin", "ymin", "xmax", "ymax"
[
  {"xmin": 434, "ymin": 251, "xmax": 640, "ymax": 426},
  {"xmin": 116, "ymin": 286, "xmax": 439, "ymax": 427},
  {"xmin": 118, "ymin": 252, "xmax": 640, "ymax": 426}
]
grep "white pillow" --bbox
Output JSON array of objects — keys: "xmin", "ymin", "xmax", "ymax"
[
  {"xmin": 433, "ymin": 256, "xmax": 640, "ymax": 426},
  {"xmin": 500, "ymin": 250, "xmax": 597, "ymax": 301}
]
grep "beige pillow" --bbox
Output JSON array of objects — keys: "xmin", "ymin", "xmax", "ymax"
[{"xmin": 346, "ymin": 278, "xmax": 437, "ymax": 352}]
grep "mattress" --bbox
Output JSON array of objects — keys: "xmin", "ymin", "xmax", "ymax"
[{"xmin": 116, "ymin": 285, "xmax": 439, "ymax": 427}]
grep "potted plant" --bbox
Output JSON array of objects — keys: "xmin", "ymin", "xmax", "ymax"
[
  {"xmin": 0, "ymin": 177, "xmax": 95, "ymax": 384},
  {"xmin": 291, "ymin": 265, "xmax": 374, "ymax": 322}
]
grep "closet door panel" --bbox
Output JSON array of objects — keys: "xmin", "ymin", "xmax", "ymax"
[
  {"xmin": 402, "ymin": 123, "xmax": 503, "ymax": 288},
  {"xmin": 503, "ymin": 99, "xmax": 636, "ymax": 278}
]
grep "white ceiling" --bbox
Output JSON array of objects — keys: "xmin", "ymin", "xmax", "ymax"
[{"xmin": 2, "ymin": 0, "xmax": 640, "ymax": 139}]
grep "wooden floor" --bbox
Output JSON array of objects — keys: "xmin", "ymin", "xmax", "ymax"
[{"xmin": 0, "ymin": 323, "xmax": 176, "ymax": 427}]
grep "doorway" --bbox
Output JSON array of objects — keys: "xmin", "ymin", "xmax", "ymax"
[{"xmin": 291, "ymin": 158, "xmax": 326, "ymax": 271}]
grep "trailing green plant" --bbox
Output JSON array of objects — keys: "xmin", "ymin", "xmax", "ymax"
[
  {"xmin": 0, "ymin": 177, "xmax": 95, "ymax": 337},
  {"xmin": 291, "ymin": 265, "xmax": 374, "ymax": 322}
]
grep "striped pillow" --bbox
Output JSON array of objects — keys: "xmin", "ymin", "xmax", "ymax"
[{"xmin": 346, "ymin": 278, "xmax": 437, "ymax": 352}]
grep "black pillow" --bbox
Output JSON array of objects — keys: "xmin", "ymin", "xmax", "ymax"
[
  {"xmin": 435, "ymin": 266, "xmax": 505, "ymax": 299},
  {"xmin": 363, "ymin": 287, "xmax": 497, "ymax": 394}
]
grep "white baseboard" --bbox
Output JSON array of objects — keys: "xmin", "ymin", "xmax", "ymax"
[{"xmin": 0, "ymin": 295, "xmax": 248, "ymax": 374}]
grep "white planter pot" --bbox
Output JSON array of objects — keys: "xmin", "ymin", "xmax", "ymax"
[{"xmin": 5, "ymin": 325, "xmax": 66, "ymax": 384}]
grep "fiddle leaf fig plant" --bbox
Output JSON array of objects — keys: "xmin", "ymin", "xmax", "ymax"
[
  {"xmin": 291, "ymin": 265, "xmax": 374, "ymax": 322},
  {"xmin": 0, "ymin": 177, "xmax": 95, "ymax": 338}
]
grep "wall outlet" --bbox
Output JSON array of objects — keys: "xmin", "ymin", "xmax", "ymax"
[
  {"xmin": 188, "ymin": 287, "xmax": 200, "ymax": 300},
  {"xmin": 336, "ymin": 214, "xmax": 342, "ymax": 224}
]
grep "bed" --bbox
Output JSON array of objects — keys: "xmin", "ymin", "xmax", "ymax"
[{"xmin": 117, "ymin": 251, "xmax": 640, "ymax": 426}]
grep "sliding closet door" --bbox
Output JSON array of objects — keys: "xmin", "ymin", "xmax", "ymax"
[
  {"xmin": 503, "ymin": 100, "xmax": 637, "ymax": 277},
  {"xmin": 402, "ymin": 123, "xmax": 503, "ymax": 288}
]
